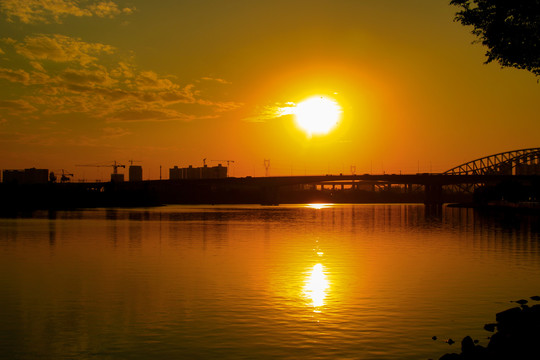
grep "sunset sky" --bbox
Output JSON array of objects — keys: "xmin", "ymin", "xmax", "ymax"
[{"xmin": 1, "ymin": 0, "xmax": 538, "ymax": 180}]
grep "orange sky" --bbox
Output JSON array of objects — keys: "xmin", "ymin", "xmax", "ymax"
[{"xmin": 0, "ymin": 0, "xmax": 538, "ymax": 181}]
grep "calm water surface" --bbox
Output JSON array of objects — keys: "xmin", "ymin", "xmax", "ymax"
[{"xmin": 1, "ymin": 204, "xmax": 539, "ymax": 359}]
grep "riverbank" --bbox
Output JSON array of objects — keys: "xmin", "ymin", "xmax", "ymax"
[
  {"xmin": 436, "ymin": 297, "xmax": 540, "ymax": 359},
  {"xmin": 448, "ymin": 201, "xmax": 540, "ymax": 215}
]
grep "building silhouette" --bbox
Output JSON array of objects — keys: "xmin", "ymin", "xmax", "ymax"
[
  {"xmin": 2, "ymin": 168, "xmax": 48, "ymax": 184},
  {"xmin": 169, "ymin": 164, "xmax": 227, "ymax": 180},
  {"xmin": 129, "ymin": 165, "xmax": 143, "ymax": 181}
]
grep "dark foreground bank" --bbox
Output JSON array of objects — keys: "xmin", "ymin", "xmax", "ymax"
[{"xmin": 436, "ymin": 298, "xmax": 540, "ymax": 360}]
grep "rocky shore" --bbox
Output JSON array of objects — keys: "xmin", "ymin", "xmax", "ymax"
[{"xmin": 436, "ymin": 297, "xmax": 540, "ymax": 359}]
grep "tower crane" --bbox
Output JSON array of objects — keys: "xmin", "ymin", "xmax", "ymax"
[
  {"xmin": 210, "ymin": 160, "xmax": 235, "ymax": 177},
  {"xmin": 60, "ymin": 169, "xmax": 74, "ymax": 183},
  {"xmin": 76, "ymin": 161, "xmax": 126, "ymax": 182},
  {"xmin": 210, "ymin": 160, "xmax": 235, "ymax": 167},
  {"xmin": 49, "ymin": 169, "xmax": 74, "ymax": 183}
]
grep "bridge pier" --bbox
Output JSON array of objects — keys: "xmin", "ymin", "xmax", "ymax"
[
  {"xmin": 260, "ymin": 186, "xmax": 279, "ymax": 205},
  {"xmin": 424, "ymin": 184, "xmax": 443, "ymax": 205}
]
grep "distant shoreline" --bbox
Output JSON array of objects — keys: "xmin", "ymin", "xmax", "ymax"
[{"xmin": 448, "ymin": 201, "xmax": 540, "ymax": 214}]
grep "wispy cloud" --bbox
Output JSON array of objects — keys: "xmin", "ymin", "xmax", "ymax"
[
  {"xmin": 61, "ymin": 68, "xmax": 116, "ymax": 86},
  {"xmin": 0, "ymin": 68, "xmax": 31, "ymax": 84},
  {"xmin": 201, "ymin": 77, "xmax": 232, "ymax": 85},
  {"xmin": 0, "ymin": 99, "xmax": 37, "ymax": 113},
  {"xmin": 12, "ymin": 34, "xmax": 114, "ymax": 67},
  {"xmin": 102, "ymin": 126, "xmax": 131, "ymax": 138},
  {"xmin": 243, "ymin": 102, "xmax": 296, "ymax": 122},
  {"xmin": 0, "ymin": 67, "xmax": 51, "ymax": 85},
  {"xmin": 0, "ymin": 0, "xmax": 134, "ymax": 24},
  {"xmin": 106, "ymin": 108, "xmax": 203, "ymax": 123}
]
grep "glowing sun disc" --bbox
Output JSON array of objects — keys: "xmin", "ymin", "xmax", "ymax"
[{"xmin": 294, "ymin": 96, "xmax": 342, "ymax": 136}]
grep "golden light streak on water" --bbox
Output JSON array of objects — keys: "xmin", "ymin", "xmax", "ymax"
[
  {"xmin": 304, "ymin": 263, "xmax": 329, "ymax": 311},
  {"xmin": 306, "ymin": 204, "xmax": 333, "ymax": 210}
]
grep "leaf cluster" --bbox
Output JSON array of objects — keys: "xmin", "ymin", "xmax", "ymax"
[{"xmin": 450, "ymin": 0, "xmax": 540, "ymax": 76}]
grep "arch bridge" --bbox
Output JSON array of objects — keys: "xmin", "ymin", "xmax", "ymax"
[
  {"xmin": 240, "ymin": 147, "xmax": 540, "ymax": 205},
  {"xmin": 441, "ymin": 147, "xmax": 540, "ymax": 194},
  {"xmin": 443, "ymin": 147, "xmax": 540, "ymax": 176}
]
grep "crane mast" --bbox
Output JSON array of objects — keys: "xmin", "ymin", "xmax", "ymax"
[
  {"xmin": 210, "ymin": 160, "xmax": 235, "ymax": 177},
  {"xmin": 76, "ymin": 161, "xmax": 126, "ymax": 182}
]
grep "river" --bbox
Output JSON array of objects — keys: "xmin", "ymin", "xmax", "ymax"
[{"xmin": 1, "ymin": 204, "xmax": 539, "ymax": 359}]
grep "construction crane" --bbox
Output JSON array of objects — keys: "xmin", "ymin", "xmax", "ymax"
[
  {"xmin": 60, "ymin": 169, "xmax": 74, "ymax": 183},
  {"xmin": 128, "ymin": 160, "xmax": 141, "ymax": 166},
  {"xmin": 49, "ymin": 169, "xmax": 74, "ymax": 183},
  {"xmin": 77, "ymin": 161, "xmax": 125, "ymax": 173},
  {"xmin": 211, "ymin": 160, "xmax": 235, "ymax": 167},
  {"xmin": 210, "ymin": 160, "xmax": 235, "ymax": 177},
  {"xmin": 76, "ymin": 161, "xmax": 126, "ymax": 182}
]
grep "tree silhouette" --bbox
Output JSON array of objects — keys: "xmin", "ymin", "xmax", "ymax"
[{"xmin": 450, "ymin": 0, "xmax": 540, "ymax": 76}]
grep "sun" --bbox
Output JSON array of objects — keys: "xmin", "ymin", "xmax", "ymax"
[{"xmin": 294, "ymin": 96, "xmax": 342, "ymax": 136}]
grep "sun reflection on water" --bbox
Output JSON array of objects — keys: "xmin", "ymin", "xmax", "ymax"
[
  {"xmin": 304, "ymin": 263, "xmax": 329, "ymax": 311},
  {"xmin": 306, "ymin": 203, "xmax": 333, "ymax": 210}
]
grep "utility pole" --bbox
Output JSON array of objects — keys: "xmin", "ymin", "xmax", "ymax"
[{"xmin": 264, "ymin": 159, "xmax": 270, "ymax": 177}]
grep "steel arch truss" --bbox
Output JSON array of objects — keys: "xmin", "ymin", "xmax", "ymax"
[
  {"xmin": 443, "ymin": 148, "xmax": 540, "ymax": 193},
  {"xmin": 444, "ymin": 148, "xmax": 540, "ymax": 175}
]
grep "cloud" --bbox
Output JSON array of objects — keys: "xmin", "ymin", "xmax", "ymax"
[
  {"xmin": 0, "ymin": 0, "xmax": 134, "ymax": 24},
  {"xmin": 0, "ymin": 34, "xmax": 242, "ymax": 122},
  {"xmin": 13, "ymin": 34, "xmax": 114, "ymax": 66},
  {"xmin": 110, "ymin": 62, "xmax": 134, "ymax": 79},
  {"xmin": 243, "ymin": 102, "xmax": 296, "ymax": 122},
  {"xmin": 135, "ymin": 71, "xmax": 179, "ymax": 91},
  {"xmin": 201, "ymin": 77, "xmax": 232, "ymax": 85},
  {"xmin": 196, "ymin": 99, "xmax": 243, "ymax": 112},
  {"xmin": 61, "ymin": 68, "xmax": 116, "ymax": 86},
  {"xmin": 102, "ymin": 126, "xmax": 131, "ymax": 138},
  {"xmin": 106, "ymin": 108, "xmax": 204, "ymax": 123},
  {"xmin": 0, "ymin": 67, "xmax": 50, "ymax": 85},
  {"xmin": 29, "ymin": 61, "xmax": 45, "ymax": 72},
  {"xmin": 88, "ymin": 1, "xmax": 133, "ymax": 18},
  {"xmin": 0, "ymin": 99, "xmax": 37, "ymax": 113},
  {"xmin": 0, "ymin": 68, "xmax": 30, "ymax": 84}
]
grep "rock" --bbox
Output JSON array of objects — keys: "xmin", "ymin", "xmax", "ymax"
[
  {"xmin": 515, "ymin": 299, "xmax": 528, "ymax": 305},
  {"xmin": 461, "ymin": 336, "xmax": 475, "ymax": 355},
  {"xmin": 436, "ymin": 301, "xmax": 540, "ymax": 360},
  {"xmin": 496, "ymin": 306, "xmax": 521, "ymax": 327},
  {"xmin": 432, "ymin": 336, "xmax": 438, "ymax": 340},
  {"xmin": 530, "ymin": 295, "xmax": 540, "ymax": 301},
  {"xmin": 439, "ymin": 353, "xmax": 460, "ymax": 360}
]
